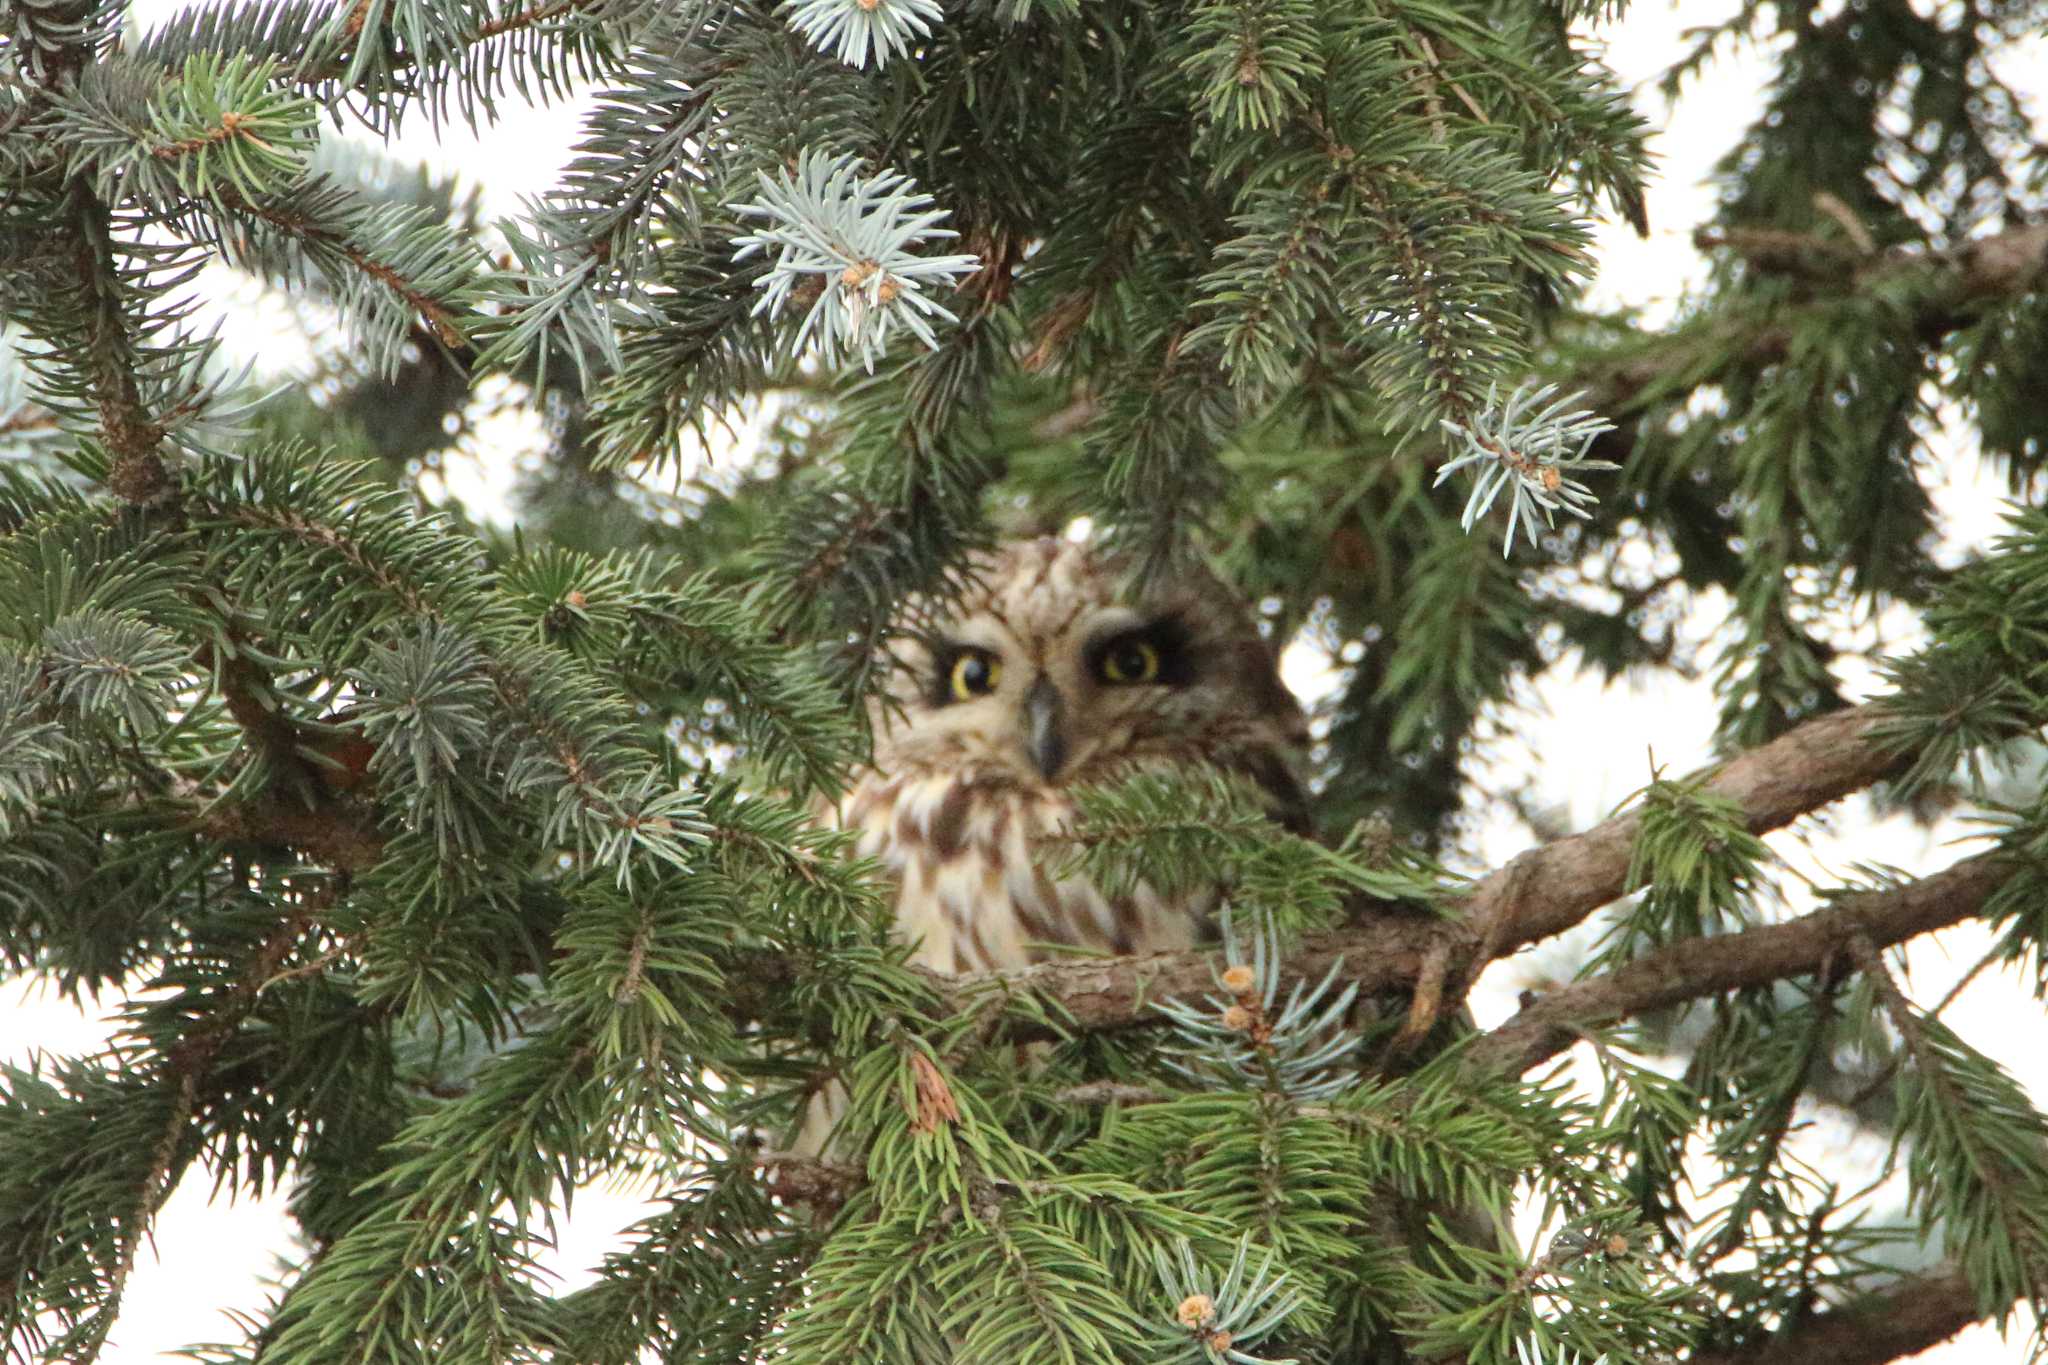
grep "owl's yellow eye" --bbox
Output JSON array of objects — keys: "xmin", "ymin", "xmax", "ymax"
[
  {"xmin": 1099, "ymin": 638, "xmax": 1161, "ymax": 685},
  {"xmin": 948, "ymin": 650, "xmax": 1002, "ymax": 701}
]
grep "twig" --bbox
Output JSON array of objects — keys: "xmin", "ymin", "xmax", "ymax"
[
  {"xmin": 1842, "ymin": 935, "xmax": 2009, "ymax": 1111},
  {"xmin": 1050, "ymin": 1080, "xmax": 1168, "ymax": 1107},
  {"xmin": 86, "ymin": 906, "xmax": 321, "ymax": 1353},
  {"xmin": 1813, "ymin": 191, "xmax": 1877, "ymax": 254}
]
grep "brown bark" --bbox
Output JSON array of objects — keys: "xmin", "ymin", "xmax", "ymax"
[
  {"xmin": 1461, "ymin": 702, "xmax": 1899, "ymax": 959},
  {"xmin": 938, "ymin": 700, "xmax": 1911, "ymax": 1045},
  {"xmin": 1687, "ymin": 1265, "xmax": 1982, "ymax": 1365},
  {"xmin": 1463, "ymin": 851, "xmax": 2010, "ymax": 1077},
  {"xmin": 187, "ymin": 795, "xmax": 388, "ymax": 872}
]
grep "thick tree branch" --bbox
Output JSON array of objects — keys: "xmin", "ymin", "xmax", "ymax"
[
  {"xmin": 756, "ymin": 1154, "xmax": 864, "ymax": 1210},
  {"xmin": 941, "ymin": 700, "xmax": 1906, "ymax": 1044},
  {"xmin": 1462, "ymin": 701, "xmax": 1897, "ymax": 958},
  {"xmin": 1687, "ymin": 1265, "xmax": 1981, "ymax": 1365},
  {"xmin": 187, "ymin": 793, "xmax": 388, "ymax": 872},
  {"xmin": 1464, "ymin": 850, "xmax": 2010, "ymax": 1077},
  {"xmin": 1586, "ymin": 220, "xmax": 2048, "ymax": 460}
]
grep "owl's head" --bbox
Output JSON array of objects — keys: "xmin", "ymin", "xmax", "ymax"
[{"xmin": 871, "ymin": 538, "xmax": 1307, "ymax": 800}]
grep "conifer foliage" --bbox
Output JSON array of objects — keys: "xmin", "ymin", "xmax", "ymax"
[{"xmin": 2, "ymin": 0, "xmax": 2047, "ymax": 1360}]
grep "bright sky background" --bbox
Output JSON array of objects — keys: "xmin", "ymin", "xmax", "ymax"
[{"xmin": 5, "ymin": 1, "xmax": 2048, "ymax": 1359}]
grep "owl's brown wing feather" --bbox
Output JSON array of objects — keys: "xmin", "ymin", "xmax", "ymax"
[{"xmin": 1225, "ymin": 745, "xmax": 1313, "ymax": 837}]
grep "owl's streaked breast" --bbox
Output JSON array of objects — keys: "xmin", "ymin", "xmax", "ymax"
[{"xmin": 839, "ymin": 771, "xmax": 1206, "ymax": 973}]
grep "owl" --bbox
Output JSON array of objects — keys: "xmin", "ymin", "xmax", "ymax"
[{"xmin": 834, "ymin": 536, "xmax": 1310, "ymax": 977}]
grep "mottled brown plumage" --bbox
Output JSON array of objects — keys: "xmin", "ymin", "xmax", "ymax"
[
  {"xmin": 835, "ymin": 536, "xmax": 1309, "ymax": 976},
  {"xmin": 789, "ymin": 538, "xmax": 1307, "ymax": 1156}
]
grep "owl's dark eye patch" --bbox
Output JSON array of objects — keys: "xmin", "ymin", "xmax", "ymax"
[
  {"xmin": 1090, "ymin": 619, "xmax": 1193, "ymax": 687},
  {"xmin": 932, "ymin": 645, "xmax": 1003, "ymax": 705}
]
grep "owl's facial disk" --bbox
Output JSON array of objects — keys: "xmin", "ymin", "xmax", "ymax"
[
  {"xmin": 910, "ymin": 607, "xmax": 1186, "ymax": 783},
  {"xmin": 864, "ymin": 540, "xmax": 1310, "ymax": 839},
  {"xmin": 867, "ymin": 538, "xmax": 1303, "ymax": 791}
]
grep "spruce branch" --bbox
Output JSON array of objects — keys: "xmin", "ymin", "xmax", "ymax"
[
  {"xmin": 1174, "ymin": 0, "xmax": 1321, "ymax": 134},
  {"xmin": 472, "ymin": 37, "xmax": 728, "ymax": 384},
  {"xmin": 0, "ymin": 652, "xmax": 68, "ymax": 837},
  {"xmin": 1077, "ymin": 320, "xmax": 1239, "ymax": 578},
  {"xmin": 185, "ymin": 791, "xmax": 389, "ymax": 869},
  {"xmin": 1435, "ymin": 383, "xmax": 1619, "ymax": 556},
  {"xmin": 1848, "ymin": 934, "xmax": 2048, "ymax": 1317},
  {"xmin": 732, "ymin": 149, "xmax": 981, "ymax": 372},
  {"xmin": 1184, "ymin": 184, "xmax": 1341, "ymax": 398},
  {"xmin": 1590, "ymin": 775, "xmax": 1772, "ymax": 973},
  {"xmin": 48, "ymin": 54, "xmax": 316, "ymax": 209},
  {"xmin": 940, "ymin": 845, "xmax": 2011, "ymax": 1075},
  {"xmin": 1456, "ymin": 702, "xmax": 1898, "ymax": 959},
  {"xmin": 31, "ymin": 899, "xmax": 326, "ymax": 1360},
  {"xmin": 1338, "ymin": 154, "xmax": 1486, "ymax": 419},
  {"xmin": 60, "ymin": 183, "xmax": 171, "ymax": 501},
  {"xmin": 1150, "ymin": 1238, "xmax": 1304, "ymax": 1365},
  {"xmin": 757, "ymin": 1152, "xmax": 865, "ymax": 1207},
  {"xmin": 1580, "ymin": 220, "xmax": 2048, "ymax": 469},
  {"xmin": 40, "ymin": 608, "xmax": 187, "ymax": 732},
  {"xmin": 1155, "ymin": 915, "xmax": 1361, "ymax": 1103},
  {"xmin": 211, "ymin": 187, "xmax": 479, "ymax": 354},
  {"xmin": 133, "ymin": 0, "xmax": 634, "ymax": 137},
  {"xmin": 7, "ymin": 0, "xmax": 115, "ymax": 87},
  {"xmin": 193, "ymin": 618, "xmax": 323, "ymax": 792},
  {"xmin": 467, "ymin": 0, "xmax": 608, "ymax": 46},
  {"xmin": 1052, "ymin": 1079, "xmax": 1169, "ymax": 1108},
  {"xmin": 779, "ymin": 0, "xmax": 944, "ymax": 71},
  {"xmin": 144, "ymin": 55, "xmax": 317, "ymax": 199}
]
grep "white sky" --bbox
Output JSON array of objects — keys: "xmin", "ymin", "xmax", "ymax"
[{"xmin": 6, "ymin": 1, "xmax": 2048, "ymax": 1359}]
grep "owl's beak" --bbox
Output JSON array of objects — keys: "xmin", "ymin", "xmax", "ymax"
[{"xmin": 1023, "ymin": 675, "xmax": 1068, "ymax": 781}]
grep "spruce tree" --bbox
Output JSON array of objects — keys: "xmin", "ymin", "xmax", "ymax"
[{"xmin": 2, "ymin": 0, "xmax": 2046, "ymax": 1361}]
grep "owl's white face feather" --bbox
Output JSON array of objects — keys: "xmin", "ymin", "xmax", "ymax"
[{"xmin": 834, "ymin": 537, "xmax": 1307, "ymax": 976}]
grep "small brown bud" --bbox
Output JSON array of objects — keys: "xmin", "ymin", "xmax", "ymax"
[
  {"xmin": 566, "ymin": 590, "xmax": 587, "ymax": 608},
  {"xmin": 1222, "ymin": 1004, "xmax": 1255, "ymax": 1032},
  {"xmin": 1176, "ymin": 1293, "xmax": 1215, "ymax": 1328},
  {"xmin": 1220, "ymin": 965, "xmax": 1256, "ymax": 994},
  {"xmin": 1209, "ymin": 1330, "xmax": 1233, "ymax": 1353},
  {"xmin": 842, "ymin": 259, "xmax": 877, "ymax": 287},
  {"xmin": 1605, "ymin": 1234, "xmax": 1630, "ymax": 1258},
  {"xmin": 907, "ymin": 1051, "xmax": 959, "ymax": 1134},
  {"xmin": 1540, "ymin": 464, "xmax": 1563, "ymax": 493}
]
